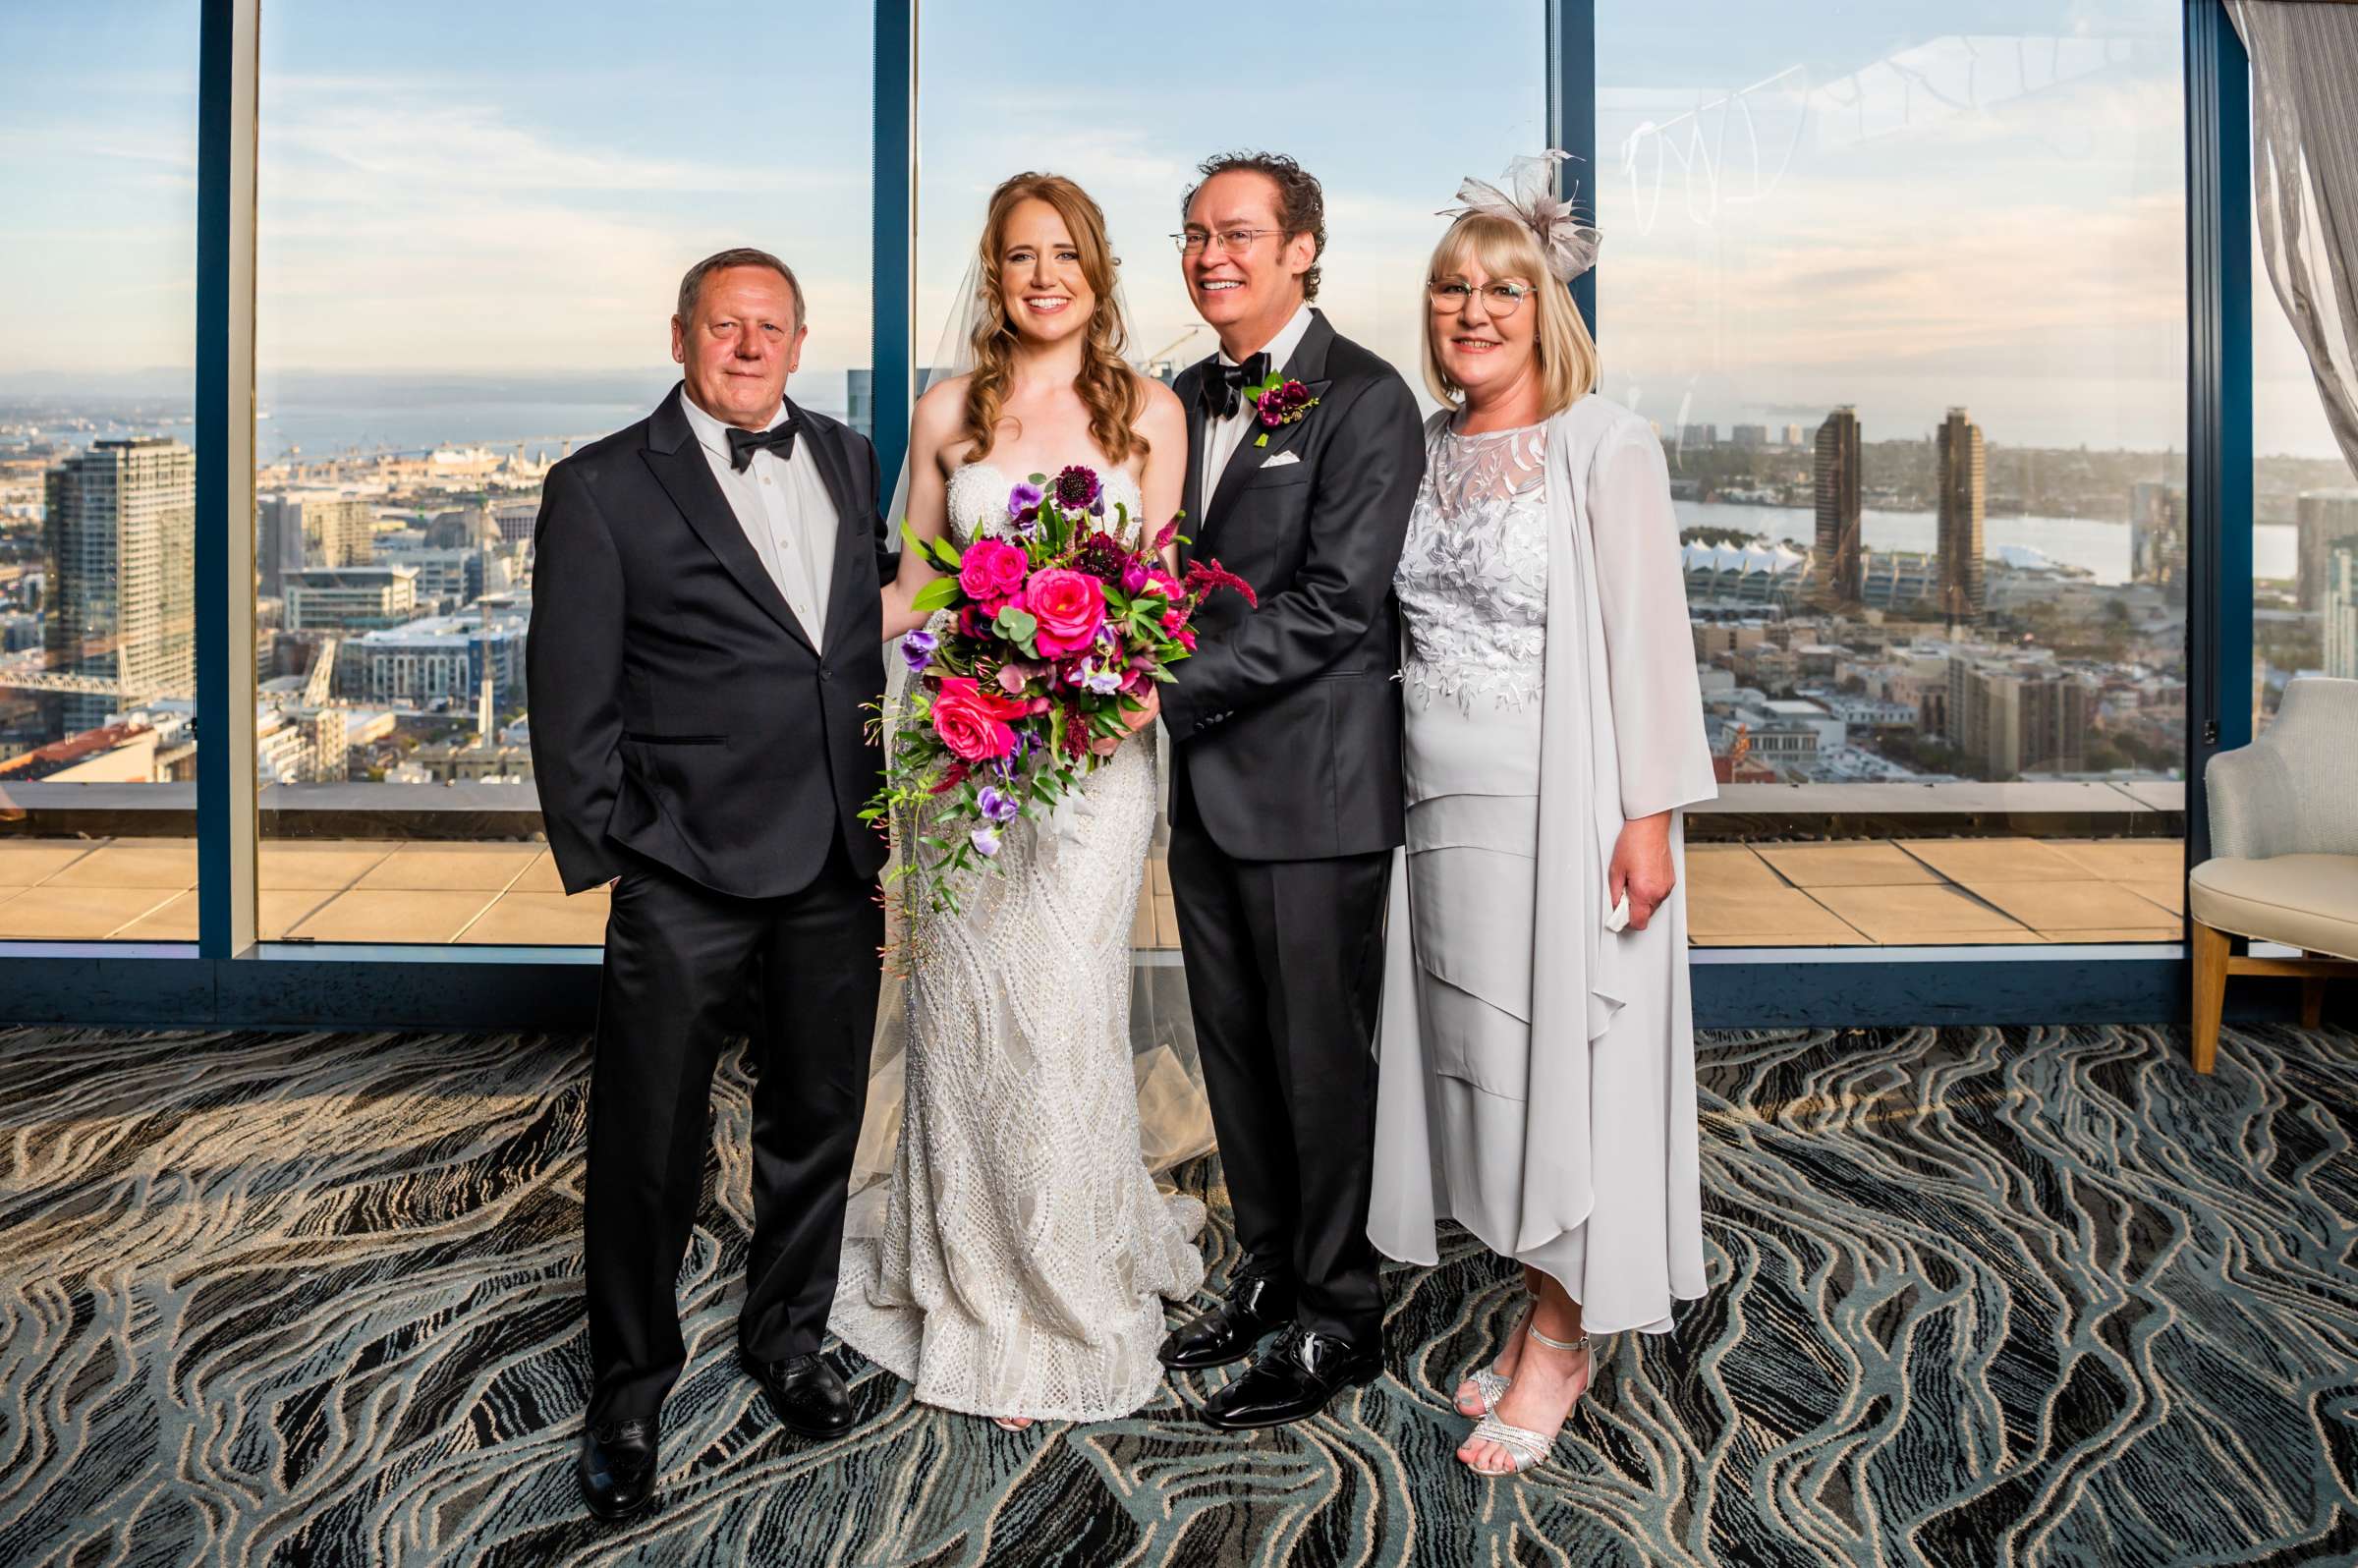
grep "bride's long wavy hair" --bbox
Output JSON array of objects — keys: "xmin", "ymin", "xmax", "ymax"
[{"xmin": 961, "ymin": 173, "xmax": 1146, "ymax": 468}]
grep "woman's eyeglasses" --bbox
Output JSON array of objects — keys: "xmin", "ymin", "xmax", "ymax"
[{"xmin": 1428, "ymin": 280, "xmax": 1534, "ymax": 317}]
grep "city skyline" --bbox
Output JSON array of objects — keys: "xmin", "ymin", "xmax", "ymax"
[{"xmin": 0, "ymin": 2, "xmax": 2344, "ymax": 462}]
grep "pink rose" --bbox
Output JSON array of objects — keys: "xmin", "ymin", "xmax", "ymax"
[
  {"xmin": 929, "ymin": 676, "xmax": 1026, "ymax": 762},
  {"xmin": 1023, "ymin": 568, "xmax": 1107, "ymax": 658},
  {"xmin": 959, "ymin": 537, "xmax": 1030, "ymax": 602}
]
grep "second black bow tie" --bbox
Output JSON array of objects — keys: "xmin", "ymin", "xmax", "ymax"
[
  {"xmin": 726, "ymin": 418, "xmax": 799, "ymax": 472},
  {"xmin": 1201, "ymin": 353, "xmax": 1272, "ymax": 421}
]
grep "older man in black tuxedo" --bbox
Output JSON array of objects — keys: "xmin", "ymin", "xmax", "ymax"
[
  {"xmin": 1155, "ymin": 154, "xmax": 1424, "ymax": 1429},
  {"xmin": 528, "ymin": 248, "xmax": 887, "ymax": 1521}
]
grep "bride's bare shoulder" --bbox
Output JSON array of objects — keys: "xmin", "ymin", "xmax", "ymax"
[
  {"xmin": 914, "ymin": 373, "xmax": 973, "ymax": 428},
  {"xmin": 1131, "ymin": 374, "xmax": 1186, "ymax": 437},
  {"xmin": 914, "ymin": 375, "xmax": 978, "ymax": 472}
]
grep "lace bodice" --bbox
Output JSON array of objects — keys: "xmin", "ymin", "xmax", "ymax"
[
  {"xmin": 1396, "ymin": 420, "xmax": 1550, "ymax": 710},
  {"xmin": 944, "ymin": 462, "xmax": 1147, "ymax": 546}
]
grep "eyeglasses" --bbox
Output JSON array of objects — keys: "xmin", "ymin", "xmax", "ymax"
[
  {"xmin": 1172, "ymin": 228, "xmax": 1287, "ymax": 257},
  {"xmin": 1428, "ymin": 280, "xmax": 1534, "ymax": 317}
]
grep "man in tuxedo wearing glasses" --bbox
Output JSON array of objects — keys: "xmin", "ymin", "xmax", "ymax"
[
  {"xmin": 1155, "ymin": 153, "xmax": 1424, "ymax": 1428},
  {"xmin": 528, "ymin": 248, "xmax": 887, "ymax": 1521}
]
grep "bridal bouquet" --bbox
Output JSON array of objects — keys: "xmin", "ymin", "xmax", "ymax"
[{"xmin": 867, "ymin": 464, "xmax": 1255, "ymax": 913}]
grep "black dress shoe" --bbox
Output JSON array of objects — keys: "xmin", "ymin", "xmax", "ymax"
[
  {"xmin": 578, "ymin": 1416, "xmax": 659, "ymax": 1522},
  {"xmin": 1199, "ymin": 1325, "xmax": 1383, "ymax": 1430},
  {"xmin": 741, "ymin": 1349, "xmax": 857, "ymax": 1438},
  {"xmin": 1158, "ymin": 1271, "xmax": 1296, "ymax": 1371}
]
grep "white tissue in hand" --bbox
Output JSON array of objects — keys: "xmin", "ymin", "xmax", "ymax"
[{"xmin": 1604, "ymin": 891, "xmax": 1631, "ymax": 932}]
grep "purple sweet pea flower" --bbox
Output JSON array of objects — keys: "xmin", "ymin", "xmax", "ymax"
[
  {"xmin": 977, "ymin": 784, "xmax": 1021, "ymax": 824},
  {"xmin": 901, "ymin": 630, "xmax": 937, "ymax": 672},
  {"xmin": 969, "ymin": 824, "xmax": 1001, "ymax": 859},
  {"xmin": 1007, "ymin": 480, "xmax": 1044, "ymax": 518},
  {"xmin": 1082, "ymin": 660, "xmax": 1124, "ymax": 697}
]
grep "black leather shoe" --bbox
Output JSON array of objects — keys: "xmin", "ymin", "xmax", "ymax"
[
  {"xmin": 1158, "ymin": 1271, "xmax": 1296, "ymax": 1371},
  {"xmin": 578, "ymin": 1416, "xmax": 659, "ymax": 1522},
  {"xmin": 1198, "ymin": 1325, "xmax": 1383, "ymax": 1430},
  {"xmin": 741, "ymin": 1349, "xmax": 857, "ymax": 1438}
]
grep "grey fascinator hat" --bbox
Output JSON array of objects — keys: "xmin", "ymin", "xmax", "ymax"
[{"xmin": 1438, "ymin": 149, "xmax": 1601, "ymax": 283}]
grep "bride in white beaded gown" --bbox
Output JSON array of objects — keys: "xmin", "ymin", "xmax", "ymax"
[{"xmin": 831, "ymin": 172, "xmax": 1205, "ymax": 1428}]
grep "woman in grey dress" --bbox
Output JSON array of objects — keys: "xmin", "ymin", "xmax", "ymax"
[{"xmin": 1367, "ymin": 156, "xmax": 1717, "ymax": 1478}]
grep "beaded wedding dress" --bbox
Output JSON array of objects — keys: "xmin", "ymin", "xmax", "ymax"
[{"xmin": 828, "ymin": 460, "xmax": 1207, "ymax": 1423}]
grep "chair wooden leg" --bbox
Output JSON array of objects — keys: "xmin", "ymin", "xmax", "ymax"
[
  {"xmin": 2190, "ymin": 921, "xmax": 2230, "ymax": 1074},
  {"xmin": 2300, "ymin": 978, "xmax": 2327, "ymax": 1030}
]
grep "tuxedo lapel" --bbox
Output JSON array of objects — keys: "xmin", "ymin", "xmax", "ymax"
[
  {"xmin": 1195, "ymin": 310, "xmax": 1337, "ymax": 558},
  {"xmin": 1176, "ymin": 358, "xmax": 1212, "ymax": 569},
  {"xmin": 644, "ymin": 386, "xmax": 815, "ymax": 654},
  {"xmin": 793, "ymin": 400, "xmax": 868, "ymax": 653}
]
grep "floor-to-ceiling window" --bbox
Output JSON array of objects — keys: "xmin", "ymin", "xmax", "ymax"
[
  {"xmin": 2252, "ymin": 208, "xmax": 2353, "ymax": 734},
  {"xmin": 250, "ymin": 1, "xmax": 873, "ymax": 944},
  {"xmin": 1599, "ymin": 1, "xmax": 2190, "ymax": 948},
  {"xmin": 913, "ymin": 1, "xmax": 1548, "ymax": 401},
  {"xmin": 911, "ymin": 0, "xmax": 1547, "ymax": 952},
  {"xmin": 0, "ymin": 4, "xmax": 204, "ymax": 940}
]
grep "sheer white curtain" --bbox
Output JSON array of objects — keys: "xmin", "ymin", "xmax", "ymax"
[{"xmin": 2231, "ymin": 0, "xmax": 2358, "ymax": 478}]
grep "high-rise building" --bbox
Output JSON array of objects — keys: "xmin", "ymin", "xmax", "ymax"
[
  {"xmin": 1782, "ymin": 422, "xmax": 1807, "ymax": 448},
  {"xmin": 44, "ymin": 437, "xmax": 196, "ymax": 734},
  {"xmin": 1678, "ymin": 422, "xmax": 1718, "ymax": 449},
  {"xmin": 2129, "ymin": 481, "xmax": 2186, "ymax": 605},
  {"xmin": 1948, "ymin": 654, "xmax": 2087, "ymax": 778},
  {"xmin": 1730, "ymin": 423, "xmax": 1768, "ymax": 448},
  {"xmin": 2326, "ymin": 535, "xmax": 2358, "ymax": 681},
  {"xmin": 1937, "ymin": 408, "xmax": 1986, "ymax": 625},
  {"xmin": 257, "ymin": 489, "xmax": 374, "ymax": 596},
  {"xmin": 2296, "ymin": 489, "xmax": 2358, "ymax": 611},
  {"xmin": 1813, "ymin": 407, "xmax": 1862, "ymax": 608},
  {"xmin": 846, "ymin": 367, "xmax": 874, "ymax": 444}
]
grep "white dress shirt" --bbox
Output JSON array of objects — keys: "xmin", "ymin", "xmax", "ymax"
[
  {"xmin": 1200, "ymin": 303, "xmax": 1318, "ymax": 503},
  {"xmin": 680, "ymin": 390, "xmax": 839, "ymax": 642}
]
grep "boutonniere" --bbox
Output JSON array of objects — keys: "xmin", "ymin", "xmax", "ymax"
[{"xmin": 1243, "ymin": 371, "xmax": 1319, "ymax": 448}]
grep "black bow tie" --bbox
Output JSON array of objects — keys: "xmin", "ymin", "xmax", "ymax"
[
  {"xmin": 725, "ymin": 418, "xmax": 799, "ymax": 472},
  {"xmin": 1200, "ymin": 353, "xmax": 1271, "ymax": 421}
]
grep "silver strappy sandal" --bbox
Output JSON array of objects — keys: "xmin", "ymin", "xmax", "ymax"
[
  {"xmin": 1457, "ymin": 1299, "xmax": 1536, "ymax": 1416},
  {"xmin": 1464, "ymin": 1326, "xmax": 1592, "ymax": 1478}
]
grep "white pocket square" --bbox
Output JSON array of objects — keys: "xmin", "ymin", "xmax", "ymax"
[{"xmin": 1261, "ymin": 450, "xmax": 1301, "ymax": 469}]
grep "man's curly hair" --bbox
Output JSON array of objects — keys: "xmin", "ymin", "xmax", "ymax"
[{"xmin": 1183, "ymin": 150, "xmax": 1326, "ymax": 301}]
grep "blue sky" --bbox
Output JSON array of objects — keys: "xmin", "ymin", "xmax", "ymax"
[{"xmin": 0, "ymin": 0, "xmax": 2339, "ymax": 459}]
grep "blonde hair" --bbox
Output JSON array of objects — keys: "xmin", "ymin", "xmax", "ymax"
[
  {"xmin": 1420, "ymin": 212, "xmax": 1598, "ymax": 418},
  {"xmin": 962, "ymin": 173, "xmax": 1146, "ymax": 467}
]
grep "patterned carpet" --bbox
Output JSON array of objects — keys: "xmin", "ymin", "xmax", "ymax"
[{"xmin": 1, "ymin": 1022, "xmax": 2354, "ymax": 1567}]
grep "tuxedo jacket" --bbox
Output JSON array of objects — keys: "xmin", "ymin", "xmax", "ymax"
[
  {"xmin": 527, "ymin": 384, "xmax": 888, "ymax": 899},
  {"xmin": 1165, "ymin": 309, "xmax": 1425, "ymax": 862}
]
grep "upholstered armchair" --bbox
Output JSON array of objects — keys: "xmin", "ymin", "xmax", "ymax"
[{"xmin": 2188, "ymin": 676, "xmax": 2358, "ymax": 1072}]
